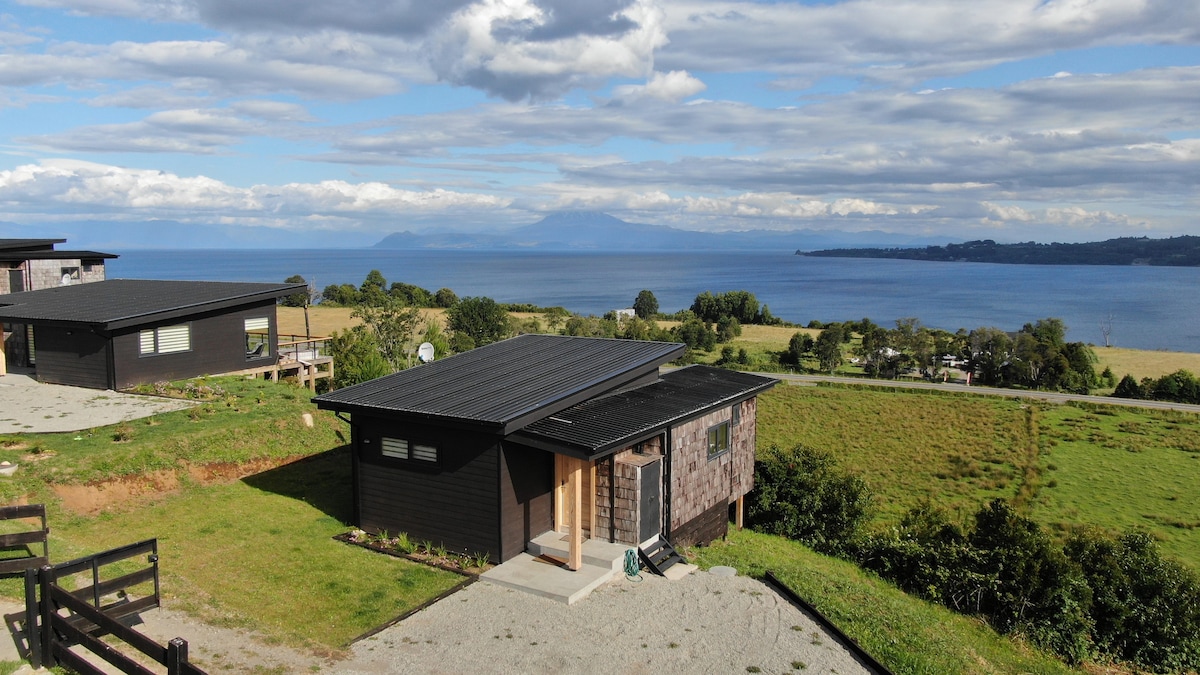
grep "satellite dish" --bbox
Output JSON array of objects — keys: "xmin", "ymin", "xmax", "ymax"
[{"xmin": 417, "ymin": 342, "xmax": 436, "ymax": 363}]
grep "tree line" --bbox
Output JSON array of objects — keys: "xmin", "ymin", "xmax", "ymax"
[{"xmin": 750, "ymin": 444, "xmax": 1200, "ymax": 672}]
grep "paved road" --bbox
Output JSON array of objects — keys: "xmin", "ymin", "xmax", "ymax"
[{"xmin": 760, "ymin": 372, "xmax": 1200, "ymax": 414}]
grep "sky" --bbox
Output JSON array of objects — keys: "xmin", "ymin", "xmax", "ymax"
[{"xmin": 0, "ymin": 0, "xmax": 1197, "ymax": 245}]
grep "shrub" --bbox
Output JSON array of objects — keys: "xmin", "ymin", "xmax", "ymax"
[{"xmin": 747, "ymin": 444, "xmax": 871, "ymax": 555}]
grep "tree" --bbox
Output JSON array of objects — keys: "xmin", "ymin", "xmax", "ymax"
[
  {"xmin": 747, "ymin": 444, "xmax": 872, "ymax": 556},
  {"xmin": 782, "ymin": 331, "xmax": 814, "ymax": 367},
  {"xmin": 815, "ymin": 324, "xmax": 844, "ymax": 374},
  {"xmin": 359, "ymin": 269, "xmax": 389, "ymax": 306},
  {"xmin": 434, "ymin": 287, "xmax": 459, "ymax": 308},
  {"xmin": 446, "ymin": 296, "xmax": 511, "ymax": 348},
  {"xmin": 327, "ymin": 327, "xmax": 392, "ymax": 388},
  {"xmin": 351, "ymin": 297, "xmax": 423, "ymax": 370},
  {"xmin": 633, "ymin": 290, "xmax": 659, "ymax": 319},
  {"xmin": 280, "ymin": 275, "xmax": 311, "ymax": 308},
  {"xmin": 673, "ymin": 317, "xmax": 717, "ymax": 351},
  {"xmin": 389, "ymin": 282, "xmax": 433, "ymax": 307},
  {"xmin": 320, "ymin": 283, "xmax": 359, "ymax": 306},
  {"xmin": 542, "ymin": 306, "xmax": 571, "ymax": 333}
]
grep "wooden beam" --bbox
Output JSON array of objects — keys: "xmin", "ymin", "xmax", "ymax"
[
  {"xmin": 735, "ymin": 495, "xmax": 745, "ymax": 530},
  {"xmin": 568, "ymin": 457, "xmax": 582, "ymax": 571},
  {"xmin": 589, "ymin": 461, "xmax": 597, "ymax": 538}
]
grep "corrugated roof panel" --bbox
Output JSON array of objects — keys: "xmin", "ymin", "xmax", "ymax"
[
  {"xmin": 512, "ymin": 365, "xmax": 779, "ymax": 456},
  {"xmin": 0, "ymin": 279, "xmax": 305, "ymax": 327},
  {"xmin": 313, "ymin": 334, "xmax": 686, "ymax": 430}
]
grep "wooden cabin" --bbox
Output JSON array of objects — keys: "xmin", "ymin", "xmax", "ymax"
[
  {"xmin": 0, "ymin": 279, "xmax": 306, "ymax": 389},
  {"xmin": 313, "ymin": 334, "xmax": 777, "ymax": 566}
]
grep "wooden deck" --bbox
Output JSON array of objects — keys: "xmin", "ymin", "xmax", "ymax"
[{"xmin": 228, "ymin": 337, "xmax": 334, "ymax": 390}]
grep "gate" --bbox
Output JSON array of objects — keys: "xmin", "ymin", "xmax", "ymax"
[{"xmin": 23, "ymin": 538, "xmax": 206, "ymax": 674}]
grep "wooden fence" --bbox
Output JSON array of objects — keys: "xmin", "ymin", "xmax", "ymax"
[
  {"xmin": 24, "ymin": 538, "xmax": 206, "ymax": 674},
  {"xmin": 0, "ymin": 504, "xmax": 49, "ymax": 574}
]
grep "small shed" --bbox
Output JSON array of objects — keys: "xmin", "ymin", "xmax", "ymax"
[
  {"xmin": 0, "ymin": 279, "xmax": 305, "ymax": 389},
  {"xmin": 313, "ymin": 334, "xmax": 777, "ymax": 567}
]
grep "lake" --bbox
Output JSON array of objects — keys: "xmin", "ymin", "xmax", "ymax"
[{"xmin": 109, "ymin": 249, "xmax": 1200, "ymax": 353}]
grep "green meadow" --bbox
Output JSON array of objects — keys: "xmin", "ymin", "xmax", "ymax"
[{"xmin": 757, "ymin": 383, "xmax": 1200, "ymax": 566}]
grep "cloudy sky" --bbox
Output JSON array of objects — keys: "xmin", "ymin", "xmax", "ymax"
[{"xmin": 0, "ymin": 0, "xmax": 1197, "ymax": 244}]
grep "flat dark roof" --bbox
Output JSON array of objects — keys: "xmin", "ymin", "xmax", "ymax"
[
  {"xmin": 509, "ymin": 365, "xmax": 778, "ymax": 459},
  {"xmin": 0, "ymin": 279, "xmax": 305, "ymax": 329},
  {"xmin": 314, "ymin": 334, "xmax": 686, "ymax": 435},
  {"xmin": 0, "ymin": 239, "xmax": 67, "ymax": 252},
  {"xmin": 0, "ymin": 250, "xmax": 118, "ymax": 262}
]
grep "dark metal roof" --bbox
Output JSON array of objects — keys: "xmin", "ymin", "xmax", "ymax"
[
  {"xmin": 313, "ymin": 334, "xmax": 686, "ymax": 434},
  {"xmin": 0, "ymin": 250, "xmax": 118, "ymax": 262},
  {"xmin": 0, "ymin": 239, "xmax": 67, "ymax": 252},
  {"xmin": 509, "ymin": 365, "xmax": 778, "ymax": 459},
  {"xmin": 0, "ymin": 279, "xmax": 305, "ymax": 329}
]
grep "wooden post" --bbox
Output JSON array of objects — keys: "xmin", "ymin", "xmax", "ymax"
[
  {"xmin": 735, "ymin": 495, "xmax": 745, "ymax": 530},
  {"xmin": 166, "ymin": 637, "xmax": 188, "ymax": 675},
  {"xmin": 38, "ymin": 565, "xmax": 54, "ymax": 668},
  {"xmin": 24, "ymin": 568, "xmax": 40, "ymax": 669},
  {"xmin": 568, "ymin": 457, "xmax": 582, "ymax": 571},
  {"xmin": 588, "ymin": 461, "xmax": 597, "ymax": 538},
  {"xmin": 0, "ymin": 325, "xmax": 6, "ymax": 375}
]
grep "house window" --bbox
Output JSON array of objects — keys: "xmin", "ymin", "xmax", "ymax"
[
  {"xmin": 707, "ymin": 421, "xmax": 730, "ymax": 460},
  {"xmin": 244, "ymin": 317, "xmax": 270, "ymax": 359},
  {"xmin": 60, "ymin": 267, "xmax": 80, "ymax": 285},
  {"xmin": 381, "ymin": 437, "xmax": 438, "ymax": 463},
  {"xmin": 139, "ymin": 324, "xmax": 191, "ymax": 356},
  {"xmin": 731, "ymin": 403, "xmax": 742, "ymax": 427},
  {"xmin": 381, "ymin": 437, "xmax": 409, "ymax": 459}
]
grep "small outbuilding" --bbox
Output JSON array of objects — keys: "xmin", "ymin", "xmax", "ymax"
[
  {"xmin": 313, "ymin": 334, "xmax": 777, "ymax": 568},
  {"xmin": 0, "ymin": 279, "xmax": 305, "ymax": 389}
]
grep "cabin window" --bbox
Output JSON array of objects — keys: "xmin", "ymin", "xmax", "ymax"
[
  {"xmin": 731, "ymin": 403, "xmax": 742, "ymax": 427},
  {"xmin": 139, "ymin": 324, "xmax": 191, "ymax": 356},
  {"xmin": 244, "ymin": 317, "xmax": 270, "ymax": 360},
  {"xmin": 381, "ymin": 437, "xmax": 409, "ymax": 459},
  {"xmin": 60, "ymin": 267, "xmax": 80, "ymax": 285},
  {"xmin": 707, "ymin": 421, "xmax": 730, "ymax": 460},
  {"xmin": 380, "ymin": 436, "xmax": 438, "ymax": 464}
]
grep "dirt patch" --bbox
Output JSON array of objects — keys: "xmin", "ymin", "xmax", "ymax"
[{"xmin": 53, "ymin": 455, "xmax": 309, "ymax": 515}]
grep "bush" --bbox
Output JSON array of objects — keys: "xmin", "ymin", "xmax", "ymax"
[
  {"xmin": 1066, "ymin": 529, "xmax": 1200, "ymax": 672},
  {"xmin": 747, "ymin": 444, "xmax": 871, "ymax": 555}
]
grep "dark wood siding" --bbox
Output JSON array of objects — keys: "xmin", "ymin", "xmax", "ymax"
[
  {"xmin": 355, "ymin": 416, "xmax": 502, "ymax": 560},
  {"xmin": 671, "ymin": 499, "xmax": 729, "ymax": 548},
  {"xmin": 110, "ymin": 300, "xmax": 278, "ymax": 389},
  {"xmin": 498, "ymin": 443, "xmax": 554, "ymax": 561},
  {"xmin": 31, "ymin": 325, "xmax": 111, "ymax": 389}
]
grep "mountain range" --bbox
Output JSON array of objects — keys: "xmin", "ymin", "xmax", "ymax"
[
  {"xmin": 1, "ymin": 212, "xmax": 945, "ymax": 251},
  {"xmin": 373, "ymin": 211, "xmax": 942, "ymax": 251}
]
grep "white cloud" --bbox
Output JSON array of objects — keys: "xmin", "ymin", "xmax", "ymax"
[
  {"xmin": 0, "ymin": 160, "xmax": 511, "ymax": 226},
  {"xmin": 612, "ymin": 69, "xmax": 705, "ymax": 102}
]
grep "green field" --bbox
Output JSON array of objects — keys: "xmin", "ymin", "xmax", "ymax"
[{"xmin": 757, "ymin": 383, "xmax": 1200, "ymax": 566}]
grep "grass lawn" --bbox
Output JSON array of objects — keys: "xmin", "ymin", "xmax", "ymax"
[
  {"xmin": 1034, "ymin": 403, "xmax": 1200, "ymax": 565},
  {"xmin": 758, "ymin": 384, "xmax": 1033, "ymax": 524},
  {"xmin": 0, "ymin": 376, "xmax": 462, "ymax": 653},
  {"xmin": 690, "ymin": 529, "xmax": 1073, "ymax": 675}
]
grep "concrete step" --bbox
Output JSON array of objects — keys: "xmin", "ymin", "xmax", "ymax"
[
  {"xmin": 481, "ymin": 553, "xmax": 616, "ymax": 605},
  {"xmin": 527, "ymin": 531, "xmax": 634, "ymax": 572}
]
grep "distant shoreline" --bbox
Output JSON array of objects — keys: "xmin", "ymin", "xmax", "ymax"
[{"xmin": 801, "ymin": 235, "xmax": 1200, "ymax": 267}]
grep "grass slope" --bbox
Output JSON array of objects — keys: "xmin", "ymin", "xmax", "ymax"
[
  {"xmin": 0, "ymin": 376, "xmax": 462, "ymax": 652},
  {"xmin": 691, "ymin": 529, "xmax": 1072, "ymax": 675}
]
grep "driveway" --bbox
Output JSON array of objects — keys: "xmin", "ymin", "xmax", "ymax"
[{"xmin": 0, "ymin": 372, "xmax": 193, "ymax": 434}]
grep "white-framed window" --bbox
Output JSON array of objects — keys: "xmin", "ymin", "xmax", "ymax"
[
  {"xmin": 380, "ymin": 436, "xmax": 438, "ymax": 463},
  {"xmin": 139, "ymin": 324, "xmax": 191, "ymax": 356},
  {"xmin": 244, "ymin": 317, "xmax": 270, "ymax": 359},
  {"xmin": 707, "ymin": 421, "xmax": 730, "ymax": 460}
]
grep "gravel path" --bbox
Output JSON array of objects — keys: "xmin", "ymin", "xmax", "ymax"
[
  {"xmin": 1, "ymin": 570, "xmax": 875, "ymax": 674},
  {"xmin": 0, "ymin": 373, "xmax": 192, "ymax": 434}
]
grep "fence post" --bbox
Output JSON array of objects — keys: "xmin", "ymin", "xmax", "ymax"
[
  {"xmin": 24, "ymin": 567, "xmax": 40, "ymax": 669},
  {"xmin": 37, "ymin": 565, "xmax": 54, "ymax": 668},
  {"xmin": 166, "ymin": 637, "xmax": 188, "ymax": 675}
]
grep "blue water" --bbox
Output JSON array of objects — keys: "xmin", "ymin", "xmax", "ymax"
[{"xmin": 108, "ymin": 250, "xmax": 1200, "ymax": 353}]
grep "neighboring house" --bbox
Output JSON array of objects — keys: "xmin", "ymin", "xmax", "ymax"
[
  {"xmin": 313, "ymin": 334, "xmax": 777, "ymax": 568},
  {"xmin": 0, "ymin": 279, "xmax": 306, "ymax": 389},
  {"xmin": 0, "ymin": 239, "xmax": 117, "ymax": 294}
]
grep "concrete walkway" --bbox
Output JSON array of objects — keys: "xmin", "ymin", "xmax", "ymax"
[{"xmin": 0, "ymin": 373, "xmax": 193, "ymax": 434}]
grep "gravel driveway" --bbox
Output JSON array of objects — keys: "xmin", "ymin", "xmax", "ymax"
[{"xmin": 0, "ymin": 372, "xmax": 192, "ymax": 434}]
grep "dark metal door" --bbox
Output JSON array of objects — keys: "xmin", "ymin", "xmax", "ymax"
[
  {"xmin": 639, "ymin": 459, "xmax": 662, "ymax": 543},
  {"xmin": 8, "ymin": 269, "xmax": 24, "ymax": 293}
]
